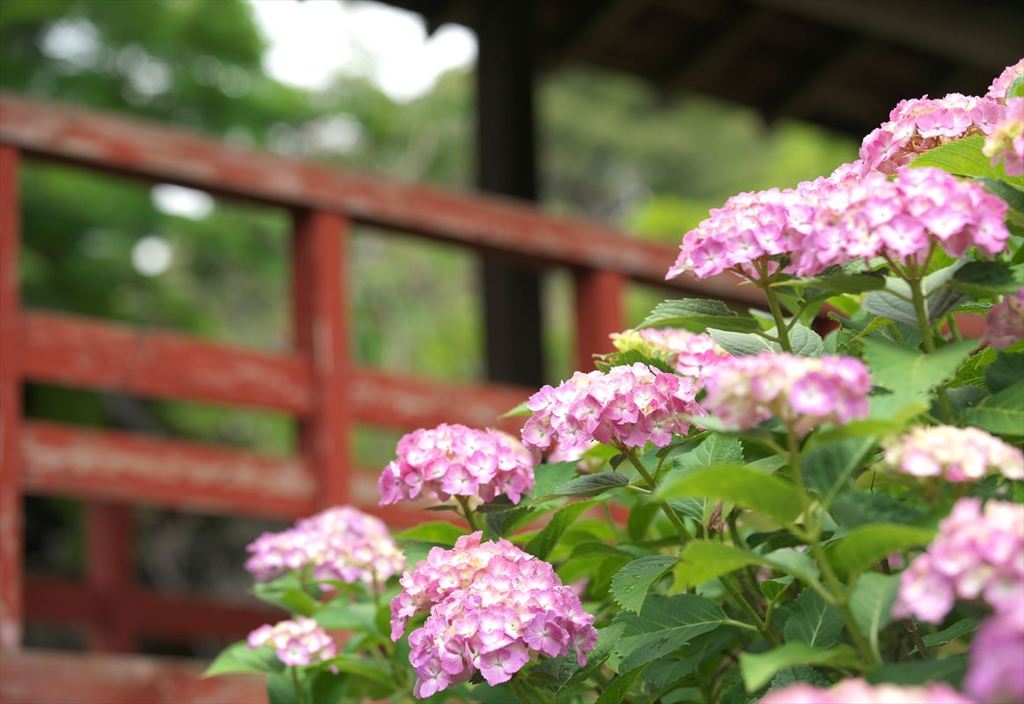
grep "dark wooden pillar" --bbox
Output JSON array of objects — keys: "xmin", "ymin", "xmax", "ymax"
[{"xmin": 476, "ymin": 0, "xmax": 545, "ymax": 386}]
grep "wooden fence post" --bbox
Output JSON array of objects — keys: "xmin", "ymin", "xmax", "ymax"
[
  {"xmin": 0, "ymin": 145, "xmax": 22, "ymax": 651},
  {"xmin": 292, "ymin": 210, "xmax": 351, "ymax": 508},
  {"xmin": 573, "ymin": 268, "xmax": 625, "ymax": 371},
  {"xmin": 86, "ymin": 504, "xmax": 136, "ymax": 652}
]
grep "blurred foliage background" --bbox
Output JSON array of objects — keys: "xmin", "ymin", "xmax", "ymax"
[{"xmin": 0, "ymin": 0, "xmax": 855, "ymax": 653}]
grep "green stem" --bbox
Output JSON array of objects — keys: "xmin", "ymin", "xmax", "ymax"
[
  {"xmin": 721, "ymin": 575, "xmax": 781, "ymax": 645},
  {"xmin": 908, "ymin": 277, "xmax": 955, "ymax": 422},
  {"xmin": 508, "ymin": 678, "xmax": 534, "ymax": 704},
  {"xmin": 946, "ymin": 314, "xmax": 963, "ymax": 342},
  {"xmin": 788, "ymin": 429, "xmax": 879, "ymax": 666},
  {"xmin": 622, "ymin": 448, "xmax": 693, "ymax": 545},
  {"xmin": 728, "ymin": 511, "xmax": 765, "ymax": 607},
  {"xmin": 905, "ymin": 618, "xmax": 933, "ymax": 658},
  {"xmin": 722, "ymin": 618, "xmax": 760, "ymax": 633},
  {"xmin": 811, "ymin": 541, "xmax": 880, "ymax": 666},
  {"xmin": 370, "ymin": 571, "xmax": 381, "ymax": 611},
  {"xmin": 763, "ymin": 284, "xmax": 793, "ymax": 352},
  {"xmin": 289, "ymin": 667, "xmax": 307, "ymax": 704},
  {"xmin": 525, "ymin": 680, "xmax": 554, "ymax": 704},
  {"xmin": 908, "ymin": 277, "xmax": 936, "ymax": 354},
  {"xmin": 786, "ymin": 430, "xmax": 809, "ymax": 501},
  {"xmin": 456, "ymin": 495, "xmax": 480, "ymax": 532}
]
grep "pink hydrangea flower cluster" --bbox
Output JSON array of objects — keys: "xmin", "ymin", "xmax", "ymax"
[
  {"xmin": 378, "ymin": 424, "xmax": 535, "ymax": 507},
  {"xmin": 521, "ymin": 363, "xmax": 701, "ymax": 457},
  {"xmin": 791, "ymin": 166, "xmax": 1009, "ymax": 276},
  {"xmin": 983, "ymin": 96, "xmax": 1024, "ymax": 176},
  {"xmin": 986, "ymin": 289, "xmax": 1024, "ymax": 350},
  {"xmin": 247, "ymin": 618, "xmax": 337, "ymax": 667},
  {"xmin": 390, "ymin": 532, "xmax": 597, "ymax": 698},
  {"xmin": 859, "ymin": 93, "xmax": 1004, "ymax": 174},
  {"xmin": 987, "ymin": 58, "xmax": 1024, "ymax": 101},
  {"xmin": 666, "ymin": 164, "xmax": 1008, "ymax": 282},
  {"xmin": 893, "ymin": 498, "xmax": 1024, "ymax": 623},
  {"xmin": 665, "ymin": 188, "xmax": 804, "ymax": 280},
  {"xmin": 702, "ymin": 353, "xmax": 870, "ymax": 437},
  {"xmin": 883, "ymin": 425, "xmax": 1024, "ymax": 483},
  {"xmin": 245, "ymin": 506, "xmax": 404, "ymax": 585},
  {"xmin": 965, "ymin": 598, "xmax": 1024, "ymax": 704},
  {"xmin": 760, "ymin": 679, "xmax": 976, "ymax": 704}
]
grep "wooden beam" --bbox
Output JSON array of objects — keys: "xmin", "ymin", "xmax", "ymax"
[
  {"xmin": 546, "ymin": 0, "xmax": 638, "ymax": 67},
  {"xmin": 760, "ymin": 29, "xmax": 859, "ymax": 123},
  {"xmin": 18, "ymin": 312, "xmax": 532, "ymax": 432},
  {"xmin": 653, "ymin": 2, "xmax": 741, "ymax": 90},
  {"xmin": 20, "ymin": 420, "xmax": 443, "ymax": 527},
  {"xmin": 24, "ymin": 576, "xmax": 277, "ymax": 641},
  {"xmin": 0, "ymin": 143, "xmax": 22, "ymax": 651},
  {"xmin": 19, "ymin": 312, "xmax": 313, "ymax": 415},
  {"xmin": 0, "ymin": 93, "xmax": 765, "ymax": 306},
  {"xmin": 347, "ymin": 368, "xmax": 527, "ymax": 432},
  {"xmin": 20, "ymin": 421, "xmax": 317, "ymax": 518},
  {"xmin": 0, "ymin": 649, "xmax": 266, "ymax": 704},
  {"xmin": 750, "ymin": 0, "xmax": 1023, "ymax": 69},
  {"xmin": 661, "ymin": 8, "xmax": 773, "ymax": 94}
]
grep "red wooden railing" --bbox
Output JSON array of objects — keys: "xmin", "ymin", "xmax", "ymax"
[{"xmin": 0, "ymin": 92, "xmax": 761, "ymax": 702}]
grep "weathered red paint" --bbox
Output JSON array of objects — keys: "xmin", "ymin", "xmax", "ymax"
[
  {"xmin": 0, "ymin": 144, "xmax": 22, "ymax": 652},
  {"xmin": 0, "ymin": 92, "xmax": 761, "ymax": 307},
  {"xmin": 348, "ymin": 368, "xmax": 528, "ymax": 433},
  {"xmin": 20, "ymin": 311, "xmax": 314, "ymax": 414},
  {"xmin": 25, "ymin": 576, "xmax": 278, "ymax": 641},
  {"xmin": 574, "ymin": 268, "xmax": 625, "ymax": 370},
  {"xmin": 86, "ymin": 504, "xmax": 136, "ymax": 652},
  {"xmin": 20, "ymin": 421, "xmax": 318, "ymax": 518},
  {"xmin": 292, "ymin": 210, "xmax": 351, "ymax": 508},
  {"xmin": 21, "ymin": 311, "xmax": 529, "ymax": 432},
  {"xmin": 0, "ymin": 650, "xmax": 266, "ymax": 704}
]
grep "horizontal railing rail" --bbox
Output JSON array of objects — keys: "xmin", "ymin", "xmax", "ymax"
[{"xmin": 0, "ymin": 92, "xmax": 761, "ymax": 306}]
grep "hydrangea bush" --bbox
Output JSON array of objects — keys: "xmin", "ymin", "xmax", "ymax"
[{"xmin": 207, "ymin": 61, "xmax": 1024, "ymax": 703}]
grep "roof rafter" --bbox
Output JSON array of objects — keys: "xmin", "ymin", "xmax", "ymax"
[{"xmin": 750, "ymin": 0, "xmax": 1022, "ymax": 68}]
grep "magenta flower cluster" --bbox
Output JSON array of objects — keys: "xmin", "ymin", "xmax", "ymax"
[
  {"xmin": 702, "ymin": 352, "xmax": 870, "ymax": 437},
  {"xmin": 245, "ymin": 506, "xmax": 404, "ymax": 585},
  {"xmin": 894, "ymin": 498, "xmax": 1023, "ymax": 624},
  {"xmin": 965, "ymin": 598, "xmax": 1024, "ymax": 704},
  {"xmin": 665, "ymin": 187, "xmax": 804, "ymax": 280},
  {"xmin": 761, "ymin": 679, "xmax": 976, "ymax": 704},
  {"xmin": 859, "ymin": 93, "xmax": 1004, "ymax": 174},
  {"xmin": 378, "ymin": 424, "xmax": 535, "ymax": 507},
  {"xmin": 247, "ymin": 618, "xmax": 337, "ymax": 667},
  {"xmin": 665, "ymin": 165, "xmax": 1009, "ymax": 283},
  {"xmin": 390, "ymin": 532, "xmax": 597, "ymax": 698},
  {"xmin": 983, "ymin": 97, "xmax": 1024, "ymax": 176},
  {"xmin": 884, "ymin": 425, "xmax": 1024, "ymax": 483},
  {"xmin": 986, "ymin": 289, "xmax": 1024, "ymax": 350},
  {"xmin": 790, "ymin": 166, "xmax": 1008, "ymax": 276},
  {"xmin": 521, "ymin": 363, "xmax": 701, "ymax": 457}
]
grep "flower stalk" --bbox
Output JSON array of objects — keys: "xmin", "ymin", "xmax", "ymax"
[{"xmin": 622, "ymin": 447, "xmax": 692, "ymax": 545}]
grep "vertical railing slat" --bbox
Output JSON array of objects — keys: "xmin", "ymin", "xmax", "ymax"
[
  {"xmin": 0, "ymin": 145, "xmax": 23, "ymax": 651},
  {"xmin": 573, "ymin": 268, "xmax": 625, "ymax": 371},
  {"xmin": 86, "ymin": 504, "xmax": 136, "ymax": 652},
  {"xmin": 292, "ymin": 210, "xmax": 350, "ymax": 508}
]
